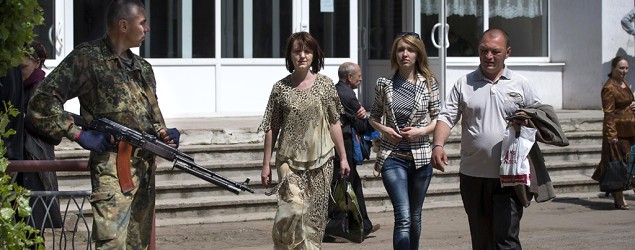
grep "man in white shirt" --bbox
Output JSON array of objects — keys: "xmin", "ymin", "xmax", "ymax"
[{"xmin": 431, "ymin": 28, "xmax": 541, "ymax": 250}]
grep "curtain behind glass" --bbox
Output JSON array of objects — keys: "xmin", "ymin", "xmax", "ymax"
[
  {"xmin": 420, "ymin": 0, "xmax": 546, "ymax": 57},
  {"xmin": 422, "ymin": 0, "xmax": 542, "ymax": 18}
]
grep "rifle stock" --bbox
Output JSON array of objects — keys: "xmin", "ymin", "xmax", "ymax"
[{"xmin": 72, "ymin": 114, "xmax": 254, "ymax": 194}]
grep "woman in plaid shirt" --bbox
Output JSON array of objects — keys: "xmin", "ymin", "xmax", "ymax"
[{"xmin": 369, "ymin": 32, "xmax": 440, "ymax": 250}]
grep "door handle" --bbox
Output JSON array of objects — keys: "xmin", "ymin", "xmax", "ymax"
[{"xmin": 431, "ymin": 23, "xmax": 450, "ymax": 49}]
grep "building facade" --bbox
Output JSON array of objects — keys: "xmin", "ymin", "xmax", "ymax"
[{"xmin": 36, "ymin": 0, "xmax": 635, "ymax": 118}]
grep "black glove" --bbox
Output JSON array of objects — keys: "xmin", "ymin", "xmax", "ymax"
[
  {"xmin": 75, "ymin": 130, "xmax": 114, "ymax": 153},
  {"xmin": 167, "ymin": 128, "xmax": 180, "ymax": 148}
]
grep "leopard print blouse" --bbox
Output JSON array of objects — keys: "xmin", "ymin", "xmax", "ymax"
[{"xmin": 259, "ymin": 73, "xmax": 343, "ymax": 170}]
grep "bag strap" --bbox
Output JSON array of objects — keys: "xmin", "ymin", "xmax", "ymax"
[{"xmin": 609, "ymin": 143, "xmax": 626, "ymax": 162}]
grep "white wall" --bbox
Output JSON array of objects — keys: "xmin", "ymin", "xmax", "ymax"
[
  {"xmin": 602, "ymin": 0, "xmax": 635, "ymax": 90},
  {"xmin": 152, "ymin": 60, "xmax": 347, "ymax": 118},
  {"xmin": 444, "ymin": 64, "xmax": 564, "ymax": 109},
  {"xmin": 552, "ymin": 0, "xmax": 634, "ymax": 109},
  {"xmin": 551, "ymin": 0, "xmax": 601, "ymax": 109},
  {"xmin": 58, "ymin": 59, "xmax": 350, "ymax": 119}
]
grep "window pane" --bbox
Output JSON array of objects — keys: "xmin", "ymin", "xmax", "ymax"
[
  {"xmin": 142, "ymin": 0, "xmax": 180, "ymax": 58},
  {"xmin": 73, "ymin": 0, "xmax": 108, "ymax": 47},
  {"xmin": 309, "ymin": 0, "xmax": 350, "ymax": 58},
  {"xmin": 420, "ymin": 0, "xmax": 547, "ymax": 57},
  {"xmin": 141, "ymin": 0, "xmax": 215, "ymax": 58},
  {"xmin": 192, "ymin": 0, "xmax": 215, "ymax": 58},
  {"xmin": 35, "ymin": 0, "xmax": 56, "ymax": 59},
  {"xmin": 254, "ymin": 0, "xmax": 291, "ymax": 58},
  {"xmin": 421, "ymin": 0, "xmax": 483, "ymax": 57},
  {"xmin": 222, "ymin": 0, "xmax": 291, "ymax": 58},
  {"xmin": 368, "ymin": 0, "xmax": 403, "ymax": 60},
  {"xmin": 488, "ymin": 0, "xmax": 547, "ymax": 57}
]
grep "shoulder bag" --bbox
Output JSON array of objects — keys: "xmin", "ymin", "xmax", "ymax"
[{"xmin": 600, "ymin": 143, "xmax": 629, "ymax": 192}]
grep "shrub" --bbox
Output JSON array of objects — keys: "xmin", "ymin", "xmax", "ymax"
[
  {"xmin": 0, "ymin": 0, "xmax": 44, "ymax": 77},
  {"xmin": 0, "ymin": 101, "xmax": 44, "ymax": 249}
]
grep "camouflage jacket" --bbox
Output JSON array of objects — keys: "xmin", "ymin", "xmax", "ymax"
[{"xmin": 27, "ymin": 35, "xmax": 166, "ymax": 141}]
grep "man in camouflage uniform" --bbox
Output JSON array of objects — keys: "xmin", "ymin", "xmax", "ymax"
[{"xmin": 27, "ymin": 0, "xmax": 179, "ymax": 248}]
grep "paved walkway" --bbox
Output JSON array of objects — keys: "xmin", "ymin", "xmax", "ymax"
[{"xmin": 155, "ymin": 192, "xmax": 634, "ymax": 250}]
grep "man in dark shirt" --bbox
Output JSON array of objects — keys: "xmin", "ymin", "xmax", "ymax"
[{"xmin": 324, "ymin": 62, "xmax": 380, "ymax": 242}]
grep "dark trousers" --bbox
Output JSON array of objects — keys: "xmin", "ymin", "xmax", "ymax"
[
  {"xmin": 460, "ymin": 173, "xmax": 523, "ymax": 250},
  {"xmin": 327, "ymin": 136, "xmax": 373, "ymax": 235}
]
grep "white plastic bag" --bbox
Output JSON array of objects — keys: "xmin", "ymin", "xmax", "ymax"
[{"xmin": 500, "ymin": 126, "xmax": 537, "ymax": 187}]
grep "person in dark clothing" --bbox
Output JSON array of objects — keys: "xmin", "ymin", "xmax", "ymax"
[
  {"xmin": 18, "ymin": 41, "xmax": 64, "ymax": 231},
  {"xmin": 0, "ymin": 66, "xmax": 25, "ymax": 161},
  {"xmin": 324, "ymin": 62, "xmax": 380, "ymax": 243}
]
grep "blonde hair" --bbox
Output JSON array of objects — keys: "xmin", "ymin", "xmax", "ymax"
[{"xmin": 389, "ymin": 34, "xmax": 437, "ymax": 86}]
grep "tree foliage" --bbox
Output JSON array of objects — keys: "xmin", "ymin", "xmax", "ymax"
[
  {"xmin": 0, "ymin": 0, "xmax": 44, "ymax": 77},
  {"xmin": 0, "ymin": 102, "xmax": 44, "ymax": 249}
]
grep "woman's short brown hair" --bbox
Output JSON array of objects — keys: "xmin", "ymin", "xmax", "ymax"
[{"xmin": 284, "ymin": 32, "xmax": 325, "ymax": 73}]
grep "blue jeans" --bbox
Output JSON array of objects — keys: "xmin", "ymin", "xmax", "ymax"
[{"xmin": 381, "ymin": 156, "xmax": 433, "ymax": 250}]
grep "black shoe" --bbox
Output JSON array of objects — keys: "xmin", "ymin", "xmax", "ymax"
[
  {"xmin": 370, "ymin": 224, "xmax": 380, "ymax": 234},
  {"xmin": 364, "ymin": 224, "xmax": 381, "ymax": 238},
  {"xmin": 614, "ymin": 203, "xmax": 630, "ymax": 210}
]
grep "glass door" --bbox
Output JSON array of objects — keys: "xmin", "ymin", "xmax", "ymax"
[
  {"xmin": 419, "ymin": 0, "xmax": 452, "ymax": 103},
  {"xmin": 358, "ymin": 0, "xmax": 450, "ymax": 107},
  {"xmin": 358, "ymin": 0, "xmax": 407, "ymax": 108}
]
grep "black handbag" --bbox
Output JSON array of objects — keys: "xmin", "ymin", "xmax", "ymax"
[{"xmin": 600, "ymin": 144, "xmax": 629, "ymax": 192}]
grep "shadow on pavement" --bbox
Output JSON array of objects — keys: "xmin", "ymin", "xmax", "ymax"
[
  {"xmin": 549, "ymin": 196, "xmax": 615, "ymax": 211},
  {"xmin": 550, "ymin": 192, "xmax": 635, "ymax": 210}
]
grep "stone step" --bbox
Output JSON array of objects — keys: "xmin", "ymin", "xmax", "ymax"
[
  {"xmin": 52, "ymin": 131, "xmax": 603, "ymax": 181},
  {"xmin": 51, "ymin": 112, "xmax": 604, "ymax": 153},
  {"xmin": 52, "ymin": 129, "xmax": 603, "ymax": 161},
  {"xmin": 57, "ymin": 157, "xmax": 599, "ymax": 201},
  {"xmin": 54, "ymin": 140, "xmax": 602, "ymax": 191},
  {"xmin": 46, "ymin": 111, "xmax": 606, "ymax": 225},
  {"xmin": 59, "ymin": 172, "xmax": 601, "ymax": 225}
]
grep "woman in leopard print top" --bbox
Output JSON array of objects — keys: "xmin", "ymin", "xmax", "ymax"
[{"xmin": 259, "ymin": 31, "xmax": 350, "ymax": 249}]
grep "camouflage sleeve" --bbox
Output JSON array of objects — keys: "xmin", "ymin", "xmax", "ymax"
[
  {"xmin": 26, "ymin": 48, "xmax": 92, "ymax": 141},
  {"xmin": 140, "ymin": 62, "xmax": 167, "ymax": 133}
]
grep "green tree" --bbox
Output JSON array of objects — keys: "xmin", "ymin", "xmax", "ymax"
[
  {"xmin": 0, "ymin": 0, "xmax": 46, "ymax": 248},
  {"xmin": 0, "ymin": 0, "xmax": 44, "ymax": 76}
]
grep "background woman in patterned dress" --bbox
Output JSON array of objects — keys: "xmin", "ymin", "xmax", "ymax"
[
  {"xmin": 259, "ymin": 31, "xmax": 350, "ymax": 249},
  {"xmin": 369, "ymin": 32, "xmax": 440, "ymax": 250}
]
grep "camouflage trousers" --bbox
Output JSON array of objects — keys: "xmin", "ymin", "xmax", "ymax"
[
  {"xmin": 269, "ymin": 160, "xmax": 333, "ymax": 250},
  {"xmin": 88, "ymin": 152, "xmax": 156, "ymax": 250}
]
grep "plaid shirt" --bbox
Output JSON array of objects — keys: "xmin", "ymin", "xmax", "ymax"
[{"xmin": 370, "ymin": 73, "xmax": 440, "ymax": 169}]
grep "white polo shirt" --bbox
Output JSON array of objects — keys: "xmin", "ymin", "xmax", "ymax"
[{"xmin": 437, "ymin": 66, "xmax": 541, "ymax": 178}]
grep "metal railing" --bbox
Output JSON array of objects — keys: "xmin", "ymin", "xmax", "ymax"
[
  {"xmin": 8, "ymin": 160, "xmax": 92, "ymax": 250},
  {"xmin": 28, "ymin": 190, "xmax": 92, "ymax": 250}
]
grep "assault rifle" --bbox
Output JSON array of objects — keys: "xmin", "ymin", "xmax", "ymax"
[{"xmin": 71, "ymin": 114, "xmax": 254, "ymax": 195}]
